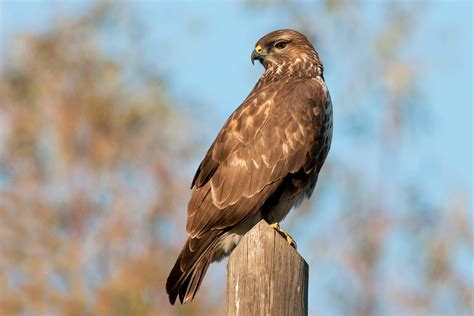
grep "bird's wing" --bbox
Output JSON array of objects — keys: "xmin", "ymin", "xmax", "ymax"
[{"xmin": 186, "ymin": 79, "xmax": 327, "ymax": 238}]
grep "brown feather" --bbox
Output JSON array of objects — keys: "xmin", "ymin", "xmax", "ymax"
[
  {"xmin": 166, "ymin": 230, "xmax": 221, "ymax": 304},
  {"xmin": 167, "ymin": 29, "xmax": 333, "ymax": 304}
]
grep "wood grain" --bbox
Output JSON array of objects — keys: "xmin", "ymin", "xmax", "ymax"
[{"xmin": 226, "ymin": 220, "xmax": 308, "ymax": 316}]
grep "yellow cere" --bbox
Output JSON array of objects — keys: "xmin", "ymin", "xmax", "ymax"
[{"xmin": 255, "ymin": 45, "xmax": 262, "ymax": 53}]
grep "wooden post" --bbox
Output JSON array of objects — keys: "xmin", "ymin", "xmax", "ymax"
[{"xmin": 226, "ymin": 220, "xmax": 308, "ymax": 316}]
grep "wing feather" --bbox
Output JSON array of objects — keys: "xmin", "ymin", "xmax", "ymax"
[{"xmin": 187, "ymin": 79, "xmax": 327, "ymax": 238}]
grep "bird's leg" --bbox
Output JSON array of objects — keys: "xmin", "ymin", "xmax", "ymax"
[{"xmin": 270, "ymin": 223, "xmax": 297, "ymax": 249}]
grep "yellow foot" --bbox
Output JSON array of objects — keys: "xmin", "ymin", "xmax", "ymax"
[{"xmin": 270, "ymin": 223, "xmax": 297, "ymax": 249}]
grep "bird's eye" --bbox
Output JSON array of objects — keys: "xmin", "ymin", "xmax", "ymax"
[{"xmin": 274, "ymin": 41, "xmax": 287, "ymax": 49}]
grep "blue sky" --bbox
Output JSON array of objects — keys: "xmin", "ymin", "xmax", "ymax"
[
  {"xmin": 1, "ymin": 2, "xmax": 472, "ymax": 197},
  {"xmin": 134, "ymin": 1, "xmax": 473, "ymax": 196},
  {"xmin": 135, "ymin": 2, "xmax": 471, "ymax": 197}
]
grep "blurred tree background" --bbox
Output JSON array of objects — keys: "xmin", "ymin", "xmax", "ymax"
[{"xmin": 0, "ymin": 1, "xmax": 472, "ymax": 316}]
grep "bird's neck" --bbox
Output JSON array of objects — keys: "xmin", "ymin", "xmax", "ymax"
[{"xmin": 256, "ymin": 57, "xmax": 324, "ymax": 90}]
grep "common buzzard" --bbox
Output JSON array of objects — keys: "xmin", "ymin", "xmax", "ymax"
[{"xmin": 166, "ymin": 29, "xmax": 333, "ymax": 304}]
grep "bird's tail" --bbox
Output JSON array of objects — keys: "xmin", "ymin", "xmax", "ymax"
[{"xmin": 166, "ymin": 230, "xmax": 221, "ymax": 304}]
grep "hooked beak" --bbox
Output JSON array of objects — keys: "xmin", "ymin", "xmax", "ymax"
[{"xmin": 251, "ymin": 50, "xmax": 263, "ymax": 65}]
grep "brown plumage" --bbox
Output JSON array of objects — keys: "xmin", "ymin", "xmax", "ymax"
[{"xmin": 166, "ymin": 29, "xmax": 333, "ymax": 304}]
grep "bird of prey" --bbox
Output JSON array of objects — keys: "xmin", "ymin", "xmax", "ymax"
[{"xmin": 166, "ymin": 29, "xmax": 333, "ymax": 304}]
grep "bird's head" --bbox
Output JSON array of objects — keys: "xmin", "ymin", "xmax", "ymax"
[{"xmin": 251, "ymin": 29, "xmax": 321, "ymax": 71}]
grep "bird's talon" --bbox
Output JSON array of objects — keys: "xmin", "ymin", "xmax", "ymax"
[
  {"xmin": 286, "ymin": 235, "xmax": 297, "ymax": 249},
  {"xmin": 270, "ymin": 222, "xmax": 297, "ymax": 249}
]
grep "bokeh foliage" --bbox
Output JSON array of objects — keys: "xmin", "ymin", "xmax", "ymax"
[
  {"xmin": 0, "ymin": 1, "xmax": 472, "ymax": 316},
  {"xmin": 0, "ymin": 3, "xmax": 210, "ymax": 315}
]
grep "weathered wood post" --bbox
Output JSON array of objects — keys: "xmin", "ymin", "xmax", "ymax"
[{"xmin": 226, "ymin": 220, "xmax": 308, "ymax": 316}]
